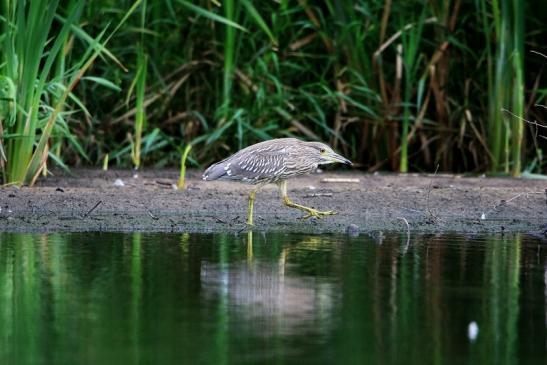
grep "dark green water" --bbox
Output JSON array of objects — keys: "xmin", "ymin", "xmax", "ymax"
[{"xmin": 0, "ymin": 232, "xmax": 545, "ymax": 364}]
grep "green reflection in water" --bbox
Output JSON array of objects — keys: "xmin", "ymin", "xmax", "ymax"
[
  {"xmin": 131, "ymin": 233, "xmax": 142, "ymax": 365},
  {"xmin": 0, "ymin": 232, "xmax": 544, "ymax": 364}
]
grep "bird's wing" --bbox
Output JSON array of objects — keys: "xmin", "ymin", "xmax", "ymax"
[
  {"xmin": 203, "ymin": 139, "xmax": 299, "ymax": 182},
  {"xmin": 225, "ymin": 145, "xmax": 292, "ymax": 182}
]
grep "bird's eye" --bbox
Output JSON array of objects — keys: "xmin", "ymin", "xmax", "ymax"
[{"xmin": 320, "ymin": 148, "xmax": 326, "ymax": 154}]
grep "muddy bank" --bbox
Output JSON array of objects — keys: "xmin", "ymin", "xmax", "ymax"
[{"xmin": 0, "ymin": 168, "xmax": 546, "ymax": 235}]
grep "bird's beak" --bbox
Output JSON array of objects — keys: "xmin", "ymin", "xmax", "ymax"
[{"xmin": 330, "ymin": 152, "xmax": 352, "ymax": 165}]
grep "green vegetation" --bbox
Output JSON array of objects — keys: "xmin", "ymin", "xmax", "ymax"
[
  {"xmin": 477, "ymin": 0, "xmax": 527, "ymax": 176},
  {"xmin": 0, "ymin": 0, "xmax": 88, "ymax": 185},
  {"xmin": 1, "ymin": 1, "xmax": 546, "ymax": 185},
  {"xmin": 0, "ymin": 0, "xmax": 141, "ymax": 185},
  {"xmin": 177, "ymin": 143, "xmax": 192, "ymax": 189}
]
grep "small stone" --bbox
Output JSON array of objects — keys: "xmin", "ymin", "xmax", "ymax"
[
  {"xmin": 113, "ymin": 179, "xmax": 125, "ymax": 187},
  {"xmin": 133, "ymin": 174, "xmax": 139, "ymax": 179},
  {"xmin": 346, "ymin": 224, "xmax": 359, "ymax": 237},
  {"xmin": 308, "ymin": 185, "xmax": 316, "ymax": 190},
  {"xmin": 480, "ymin": 213, "xmax": 486, "ymax": 220},
  {"xmin": 56, "ymin": 187, "xmax": 64, "ymax": 192}
]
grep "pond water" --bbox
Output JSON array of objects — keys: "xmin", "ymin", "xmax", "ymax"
[{"xmin": 0, "ymin": 232, "xmax": 545, "ymax": 364}]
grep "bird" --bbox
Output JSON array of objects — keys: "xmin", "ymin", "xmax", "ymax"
[{"xmin": 202, "ymin": 138, "xmax": 352, "ymax": 225}]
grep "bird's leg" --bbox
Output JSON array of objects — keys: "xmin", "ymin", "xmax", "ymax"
[
  {"xmin": 247, "ymin": 184, "xmax": 266, "ymax": 226},
  {"xmin": 278, "ymin": 181, "xmax": 337, "ymax": 219}
]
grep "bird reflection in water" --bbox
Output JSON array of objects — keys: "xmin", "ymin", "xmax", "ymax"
[{"xmin": 200, "ymin": 232, "xmax": 339, "ymax": 336}]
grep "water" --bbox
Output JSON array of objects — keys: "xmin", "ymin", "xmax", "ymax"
[{"xmin": 0, "ymin": 232, "xmax": 545, "ymax": 364}]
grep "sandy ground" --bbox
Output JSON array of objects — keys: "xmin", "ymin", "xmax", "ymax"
[{"xmin": 0, "ymin": 168, "xmax": 546, "ymax": 235}]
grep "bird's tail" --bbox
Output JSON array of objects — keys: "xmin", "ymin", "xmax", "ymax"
[{"xmin": 202, "ymin": 160, "xmax": 228, "ymax": 181}]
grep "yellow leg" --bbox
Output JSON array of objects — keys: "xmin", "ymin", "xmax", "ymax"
[
  {"xmin": 278, "ymin": 181, "xmax": 337, "ymax": 219},
  {"xmin": 247, "ymin": 190, "xmax": 256, "ymax": 225},
  {"xmin": 247, "ymin": 184, "xmax": 267, "ymax": 226}
]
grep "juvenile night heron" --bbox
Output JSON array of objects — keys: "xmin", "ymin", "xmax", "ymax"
[{"xmin": 203, "ymin": 138, "xmax": 352, "ymax": 225}]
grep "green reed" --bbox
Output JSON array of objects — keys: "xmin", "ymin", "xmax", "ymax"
[
  {"xmin": 510, "ymin": 0, "xmax": 524, "ymax": 177},
  {"xmin": 399, "ymin": 10, "xmax": 426, "ymax": 173},
  {"xmin": 1, "ymin": 0, "xmax": 541, "ymax": 179},
  {"xmin": 0, "ymin": 0, "xmax": 84, "ymax": 185},
  {"xmin": 0, "ymin": 0, "xmax": 141, "ymax": 185},
  {"xmin": 130, "ymin": 0, "xmax": 148, "ymax": 169},
  {"xmin": 478, "ymin": 0, "xmax": 526, "ymax": 176}
]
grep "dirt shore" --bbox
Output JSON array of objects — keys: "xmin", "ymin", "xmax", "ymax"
[{"xmin": 0, "ymin": 168, "xmax": 546, "ymax": 235}]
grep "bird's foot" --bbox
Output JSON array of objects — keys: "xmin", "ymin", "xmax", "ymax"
[{"xmin": 299, "ymin": 208, "xmax": 337, "ymax": 220}]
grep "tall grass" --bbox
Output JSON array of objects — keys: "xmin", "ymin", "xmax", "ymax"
[
  {"xmin": 510, "ymin": 0, "xmax": 525, "ymax": 177},
  {"xmin": 478, "ymin": 0, "xmax": 526, "ymax": 176},
  {"xmin": 129, "ymin": 0, "xmax": 148, "ymax": 169},
  {"xmin": 1, "ymin": 0, "xmax": 85, "ymax": 185},
  {"xmin": 94, "ymin": 0, "xmax": 540, "ymax": 176},
  {"xmin": 2, "ymin": 1, "xmax": 544, "ymax": 178},
  {"xmin": 0, "ymin": 0, "xmax": 141, "ymax": 185},
  {"xmin": 399, "ymin": 9, "xmax": 426, "ymax": 173}
]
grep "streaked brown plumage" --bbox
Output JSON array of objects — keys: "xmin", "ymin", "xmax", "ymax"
[{"xmin": 203, "ymin": 138, "xmax": 352, "ymax": 225}]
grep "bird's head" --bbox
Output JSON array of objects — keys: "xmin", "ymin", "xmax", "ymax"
[{"xmin": 305, "ymin": 142, "xmax": 352, "ymax": 166}]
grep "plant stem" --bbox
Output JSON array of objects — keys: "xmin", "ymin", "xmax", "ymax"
[{"xmin": 177, "ymin": 144, "xmax": 192, "ymax": 190}]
